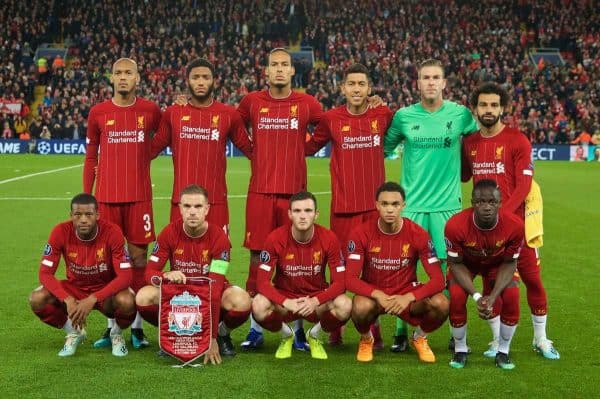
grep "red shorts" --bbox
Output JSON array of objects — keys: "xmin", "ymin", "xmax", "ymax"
[
  {"xmin": 59, "ymin": 280, "xmax": 112, "ymax": 313},
  {"xmin": 99, "ymin": 201, "xmax": 155, "ymax": 245},
  {"xmin": 244, "ymin": 192, "xmax": 291, "ymax": 250},
  {"xmin": 170, "ymin": 202, "xmax": 229, "ymax": 234},
  {"xmin": 516, "ymin": 245, "xmax": 540, "ymax": 275},
  {"xmin": 331, "ymin": 209, "xmax": 379, "ymax": 253}
]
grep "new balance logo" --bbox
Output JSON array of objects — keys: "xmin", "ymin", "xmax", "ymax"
[{"xmin": 411, "ymin": 125, "xmax": 420, "ymax": 130}]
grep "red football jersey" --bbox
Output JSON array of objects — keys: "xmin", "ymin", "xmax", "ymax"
[
  {"xmin": 346, "ymin": 218, "xmax": 444, "ymax": 300},
  {"xmin": 444, "ymin": 208, "xmax": 524, "ymax": 271},
  {"xmin": 462, "ymin": 126, "xmax": 533, "ymax": 217},
  {"xmin": 237, "ymin": 90, "xmax": 323, "ymax": 194},
  {"xmin": 151, "ymin": 102, "xmax": 252, "ymax": 204},
  {"xmin": 306, "ymin": 105, "xmax": 392, "ymax": 213},
  {"xmin": 256, "ymin": 224, "xmax": 344, "ymax": 305},
  {"xmin": 146, "ymin": 221, "xmax": 231, "ymax": 282},
  {"xmin": 83, "ymin": 98, "xmax": 161, "ymax": 202},
  {"xmin": 39, "ymin": 219, "xmax": 132, "ymax": 301}
]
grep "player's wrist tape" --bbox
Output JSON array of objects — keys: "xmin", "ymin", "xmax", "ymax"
[{"xmin": 472, "ymin": 292, "xmax": 482, "ymax": 302}]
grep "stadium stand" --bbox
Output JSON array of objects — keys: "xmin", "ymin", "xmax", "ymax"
[{"xmin": 0, "ymin": 0, "xmax": 598, "ymax": 143}]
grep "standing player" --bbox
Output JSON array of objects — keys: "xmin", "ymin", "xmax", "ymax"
[
  {"xmin": 237, "ymin": 48, "xmax": 323, "ymax": 351},
  {"xmin": 83, "ymin": 58, "xmax": 161, "ymax": 349},
  {"xmin": 346, "ymin": 182, "xmax": 449, "ymax": 363},
  {"xmin": 135, "ymin": 185, "xmax": 251, "ymax": 362},
  {"xmin": 151, "ymin": 58, "xmax": 253, "ymax": 231},
  {"xmin": 383, "ymin": 59, "xmax": 478, "ymax": 352},
  {"xmin": 445, "ymin": 180, "xmax": 523, "ymax": 370},
  {"xmin": 462, "ymin": 82, "xmax": 560, "ymax": 359},
  {"xmin": 252, "ymin": 191, "xmax": 351, "ymax": 360},
  {"xmin": 305, "ymin": 63, "xmax": 392, "ymax": 347},
  {"xmin": 29, "ymin": 193, "xmax": 135, "ymax": 357}
]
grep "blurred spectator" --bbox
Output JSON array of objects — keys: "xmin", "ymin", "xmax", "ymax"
[
  {"xmin": 40, "ymin": 125, "xmax": 51, "ymax": 139},
  {"xmin": 2, "ymin": 121, "xmax": 13, "ymax": 139}
]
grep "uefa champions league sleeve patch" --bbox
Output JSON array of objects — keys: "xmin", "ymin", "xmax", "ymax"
[
  {"xmin": 348, "ymin": 240, "xmax": 356, "ymax": 253},
  {"xmin": 44, "ymin": 244, "xmax": 52, "ymax": 256},
  {"xmin": 444, "ymin": 237, "xmax": 452, "ymax": 249},
  {"xmin": 220, "ymin": 250, "xmax": 230, "ymax": 261},
  {"xmin": 427, "ymin": 240, "xmax": 437, "ymax": 256},
  {"xmin": 260, "ymin": 250, "xmax": 270, "ymax": 263},
  {"xmin": 152, "ymin": 243, "xmax": 159, "ymax": 254}
]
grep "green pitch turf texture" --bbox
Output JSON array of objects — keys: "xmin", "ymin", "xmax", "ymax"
[{"xmin": 0, "ymin": 155, "xmax": 597, "ymax": 398}]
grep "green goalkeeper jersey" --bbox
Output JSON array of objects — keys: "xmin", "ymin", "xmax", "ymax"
[{"xmin": 384, "ymin": 100, "xmax": 478, "ymax": 212}]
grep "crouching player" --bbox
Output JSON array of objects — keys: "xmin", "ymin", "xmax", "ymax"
[
  {"xmin": 346, "ymin": 182, "xmax": 449, "ymax": 363},
  {"xmin": 29, "ymin": 193, "xmax": 135, "ymax": 357},
  {"xmin": 252, "ymin": 191, "xmax": 351, "ymax": 360},
  {"xmin": 445, "ymin": 179, "xmax": 523, "ymax": 370},
  {"xmin": 135, "ymin": 185, "xmax": 251, "ymax": 364}
]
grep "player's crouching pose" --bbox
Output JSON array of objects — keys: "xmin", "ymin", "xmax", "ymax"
[
  {"xmin": 135, "ymin": 185, "xmax": 251, "ymax": 364},
  {"xmin": 29, "ymin": 193, "xmax": 135, "ymax": 357},
  {"xmin": 346, "ymin": 182, "xmax": 449, "ymax": 363},
  {"xmin": 446, "ymin": 179, "xmax": 522, "ymax": 370},
  {"xmin": 252, "ymin": 191, "xmax": 351, "ymax": 360}
]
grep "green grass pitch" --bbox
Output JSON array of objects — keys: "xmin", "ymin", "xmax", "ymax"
[{"xmin": 0, "ymin": 155, "xmax": 598, "ymax": 398}]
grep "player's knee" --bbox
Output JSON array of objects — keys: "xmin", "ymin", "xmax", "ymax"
[
  {"xmin": 332, "ymin": 295, "xmax": 352, "ymax": 319},
  {"xmin": 114, "ymin": 290, "xmax": 136, "ymax": 312},
  {"xmin": 251, "ymin": 294, "xmax": 272, "ymax": 319},
  {"xmin": 222, "ymin": 287, "xmax": 252, "ymax": 312},
  {"xmin": 29, "ymin": 286, "xmax": 51, "ymax": 310},
  {"xmin": 135, "ymin": 286, "xmax": 158, "ymax": 306},
  {"xmin": 428, "ymin": 293, "xmax": 449, "ymax": 317},
  {"xmin": 351, "ymin": 295, "xmax": 376, "ymax": 318}
]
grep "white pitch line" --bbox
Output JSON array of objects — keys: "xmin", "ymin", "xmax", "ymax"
[
  {"xmin": 0, "ymin": 191, "xmax": 332, "ymax": 201},
  {"xmin": 0, "ymin": 164, "xmax": 83, "ymax": 185}
]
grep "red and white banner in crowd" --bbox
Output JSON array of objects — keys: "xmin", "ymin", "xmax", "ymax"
[
  {"xmin": 159, "ymin": 277, "xmax": 212, "ymax": 367},
  {"xmin": 0, "ymin": 99, "xmax": 22, "ymax": 115}
]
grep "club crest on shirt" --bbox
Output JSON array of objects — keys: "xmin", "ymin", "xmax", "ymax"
[
  {"xmin": 313, "ymin": 251, "xmax": 321, "ymax": 264},
  {"xmin": 495, "ymin": 146, "xmax": 504, "ymax": 159},
  {"xmin": 401, "ymin": 243, "xmax": 411, "ymax": 257},
  {"xmin": 211, "ymin": 115, "xmax": 220, "ymax": 128},
  {"xmin": 168, "ymin": 291, "xmax": 203, "ymax": 336},
  {"xmin": 137, "ymin": 116, "xmax": 145, "ymax": 129},
  {"xmin": 44, "ymin": 243, "xmax": 52, "ymax": 256},
  {"xmin": 96, "ymin": 247, "xmax": 105, "ymax": 262},
  {"xmin": 260, "ymin": 250, "xmax": 270, "ymax": 263},
  {"xmin": 202, "ymin": 250, "xmax": 209, "ymax": 263},
  {"xmin": 348, "ymin": 240, "xmax": 356, "ymax": 253},
  {"xmin": 290, "ymin": 105, "xmax": 298, "ymax": 118},
  {"xmin": 370, "ymin": 120, "xmax": 378, "ymax": 133}
]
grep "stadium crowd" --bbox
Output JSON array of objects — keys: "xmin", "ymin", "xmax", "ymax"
[{"xmin": 0, "ymin": 0, "xmax": 598, "ymax": 144}]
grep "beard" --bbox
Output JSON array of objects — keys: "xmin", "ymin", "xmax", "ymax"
[
  {"xmin": 477, "ymin": 113, "xmax": 501, "ymax": 128},
  {"xmin": 188, "ymin": 83, "xmax": 214, "ymax": 102}
]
